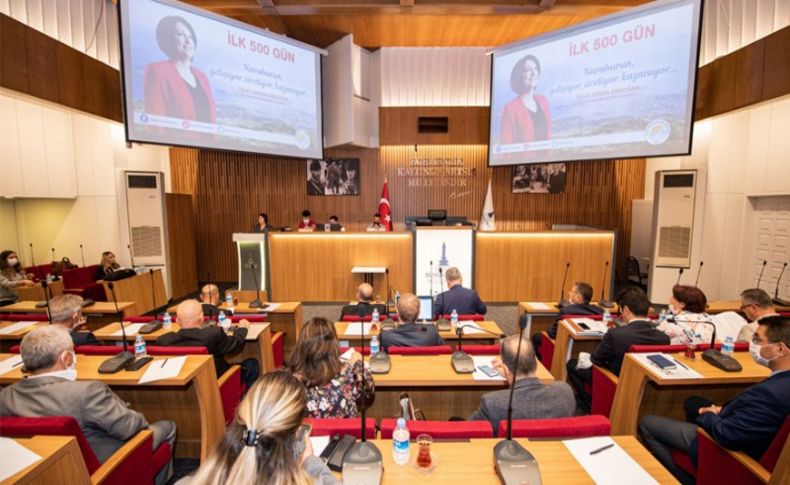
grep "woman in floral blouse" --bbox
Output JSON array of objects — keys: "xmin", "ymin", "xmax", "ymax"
[
  {"xmin": 656, "ymin": 284, "xmax": 714, "ymax": 345},
  {"xmin": 288, "ymin": 317, "xmax": 375, "ymax": 418}
]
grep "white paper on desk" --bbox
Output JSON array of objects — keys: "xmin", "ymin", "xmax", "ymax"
[
  {"xmin": 343, "ymin": 322, "xmax": 373, "ymax": 336},
  {"xmin": 0, "ymin": 437, "xmax": 43, "ymax": 481},
  {"xmin": 461, "ymin": 325, "xmax": 486, "ymax": 335},
  {"xmin": 138, "ymin": 356, "xmax": 187, "ymax": 384},
  {"xmin": 570, "ymin": 318, "xmax": 607, "ymax": 336},
  {"xmin": 471, "ymin": 356, "xmax": 506, "ymax": 381},
  {"xmin": 0, "ymin": 355, "xmax": 24, "ymax": 376},
  {"xmin": 0, "ymin": 321, "xmax": 37, "ymax": 335},
  {"xmin": 259, "ymin": 303, "xmax": 280, "ymax": 312},
  {"xmin": 632, "ymin": 353, "xmax": 703, "ymax": 380},
  {"xmin": 563, "ymin": 437, "xmax": 657, "ymax": 485},
  {"xmin": 526, "ymin": 302, "xmax": 552, "ymax": 310},
  {"xmin": 310, "ymin": 436, "xmax": 330, "ymax": 456},
  {"xmin": 244, "ymin": 324, "xmax": 267, "ymax": 340},
  {"xmin": 112, "ymin": 323, "xmax": 145, "ymax": 337},
  {"xmin": 339, "ymin": 348, "xmax": 355, "ymax": 362}
]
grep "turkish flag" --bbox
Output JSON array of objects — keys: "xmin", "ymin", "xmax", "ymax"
[{"xmin": 378, "ymin": 180, "xmax": 393, "ymax": 231}]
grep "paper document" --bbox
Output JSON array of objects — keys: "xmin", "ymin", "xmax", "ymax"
[
  {"xmin": 343, "ymin": 323, "xmax": 373, "ymax": 336},
  {"xmin": 570, "ymin": 318, "xmax": 608, "ymax": 336},
  {"xmin": 310, "ymin": 436, "xmax": 330, "ymax": 456},
  {"xmin": 258, "ymin": 303, "xmax": 280, "ymax": 312},
  {"xmin": 563, "ymin": 437, "xmax": 657, "ymax": 485},
  {"xmin": 0, "ymin": 355, "xmax": 24, "ymax": 376},
  {"xmin": 138, "ymin": 356, "xmax": 187, "ymax": 384},
  {"xmin": 526, "ymin": 302, "xmax": 552, "ymax": 311},
  {"xmin": 0, "ymin": 437, "xmax": 43, "ymax": 481},
  {"xmin": 340, "ymin": 348, "xmax": 356, "ymax": 362},
  {"xmin": 112, "ymin": 323, "xmax": 145, "ymax": 337},
  {"xmin": 0, "ymin": 321, "xmax": 37, "ymax": 335},
  {"xmin": 471, "ymin": 356, "xmax": 506, "ymax": 381},
  {"xmin": 244, "ymin": 324, "xmax": 268, "ymax": 340},
  {"xmin": 632, "ymin": 353, "xmax": 703, "ymax": 380},
  {"xmin": 461, "ymin": 325, "xmax": 486, "ymax": 335}
]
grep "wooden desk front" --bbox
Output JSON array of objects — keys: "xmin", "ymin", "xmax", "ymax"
[
  {"xmin": 93, "ymin": 322, "xmax": 276, "ymax": 373},
  {"xmin": 329, "ymin": 436, "xmax": 676, "ymax": 484},
  {"xmin": 100, "ymin": 269, "xmax": 167, "ymax": 316},
  {"xmin": 0, "ymin": 321, "xmax": 47, "ymax": 352},
  {"xmin": 610, "ymin": 352, "xmax": 771, "ymax": 435},
  {"xmin": 518, "ymin": 302, "xmax": 561, "ymax": 340},
  {"xmin": 368, "ymin": 354, "xmax": 553, "ymax": 421},
  {"xmin": 335, "ymin": 321, "xmax": 504, "ymax": 349},
  {"xmin": 14, "ymin": 280, "xmax": 64, "ymax": 301},
  {"xmin": 550, "ymin": 320, "xmax": 602, "ymax": 381},
  {"xmin": 0, "ymin": 301, "xmax": 137, "ymax": 330},
  {"xmin": 3, "ymin": 436, "xmax": 90, "ymax": 484},
  {"xmin": 0, "ymin": 354, "xmax": 224, "ymax": 460}
]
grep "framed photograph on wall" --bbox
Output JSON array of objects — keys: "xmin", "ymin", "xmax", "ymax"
[
  {"xmin": 511, "ymin": 163, "xmax": 566, "ymax": 194},
  {"xmin": 306, "ymin": 158, "xmax": 360, "ymax": 195}
]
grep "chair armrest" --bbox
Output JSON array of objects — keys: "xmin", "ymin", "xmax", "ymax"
[
  {"xmin": 91, "ymin": 430, "xmax": 153, "ymax": 484},
  {"xmin": 595, "ymin": 365, "xmax": 618, "ymax": 384},
  {"xmin": 218, "ymin": 365, "xmax": 242, "ymax": 387},
  {"xmin": 697, "ymin": 429, "xmax": 771, "ymax": 484}
]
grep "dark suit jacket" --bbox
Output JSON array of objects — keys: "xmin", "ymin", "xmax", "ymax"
[
  {"xmin": 591, "ymin": 319, "xmax": 669, "ymax": 375},
  {"xmin": 340, "ymin": 302, "xmax": 388, "ymax": 319},
  {"xmin": 548, "ymin": 303, "xmax": 605, "ymax": 338},
  {"xmin": 155, "ymin": 326, "xmax": 247, "ymax": 377},
  {"xmin": 380, "ymin": 323, "xmax": 444, "ymax": 352},
  {"xmin": 71, "ymin": 330, "xmax": 100, "ymax": 347},
  {"xmin": 201, "ymin": 303, "xmax": 222, "ymax": 318},
  {"xmin": 433, "ymin": 285, "xmax": 487, "ymax": 318},
  {"xmin": 695, "ymin": 370, "xmax": 790, "ymax": 461},
  {"xmin": 469, "ymin": 378, "xmax": 575, "ymax": 432}
]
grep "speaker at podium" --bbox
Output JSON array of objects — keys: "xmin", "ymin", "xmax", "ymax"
[{"xmin": 232, "ymin": 233, "xmax": 268, "ymax": 296}]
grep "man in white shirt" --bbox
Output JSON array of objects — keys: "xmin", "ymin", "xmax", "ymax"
[{"xmin": 736, "ymin": 288, "xmax": 778, "ymax": 342}]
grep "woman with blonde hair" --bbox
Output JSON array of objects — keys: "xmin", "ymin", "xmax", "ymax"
[
  {"xmin": 95, "ymin": 251, "xmax": 121, "ymax": 280},
  {"xmin": 187, "ymin": 370, "xmax": 337, "ymax": 484}
]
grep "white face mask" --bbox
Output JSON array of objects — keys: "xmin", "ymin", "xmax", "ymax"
[
  {"xmin": 7, "ymin": 258, "xmax": 18, "ymax": 266},
  {"xmin": 303, "ymin": 218, "xmax": 310, "ymax": 224},
  {"xmin": 669, "ymin": 303, "xmax": 682, "ymax": 315},
  {"xmin": 749, "ymin": 342, "xmax": 777, "ymax": 368}
]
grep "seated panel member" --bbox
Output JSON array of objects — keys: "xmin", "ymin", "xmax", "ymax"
[
  {"xmin": 297, "ymin": 210, "xmax": 316, "ymax": 232},
  {"xmin": 366, "ymin": 213, "xmax": 386, "ymax": 232},
  {"xmin": 0, "ymin": 326, "xmax": 176, "ymax": 484},
  {"xmin": 736, "ymin": 288, "xmax": 778, "ymax": 343},
  {"xmin": 200, "ymin": 283, "xmax": 222, "ymax": 317},
  {"xmin": 327, "ymin": 215, "xmax": 346, "ymax": 232},
  {"xmin": 469, "ymin": 335, "xmax": 575, "ymax": 432},
  {"xmin": 381, "ymin": 293, "xmax": 444, "ymax": 352},
  {"xmin": 566, "ymin": 286, "xmax": 668, "ymax": 413},
  {"xmin": 432, "ymin": 267, "xmax": 487, "ymax": 318},
  {"xmin": 251, "ymin": 212, "xmax": 269, "ymax": 233},
  {"xmin": 94, "ymin": 251, "xmax": 121, "ymax": 280},
  {"xmin": 340, "ymin": 283, "xmax": 387, "ymax": 319},
  {"xmin": 639, "ymin": 316, "xmax": 790, "ymax": 485},
  {"xmin": 656, "ymin": 284, "xmax": 713, "ymax": 346},
  {"xmin": 156, "ymin": 300, "xmax": 259, "ymax": 390},
  {"xmin": 49, "ymin": 294, "xmax": 101, "ymax": 346},
  {"xmin": 0, "ymin": 249, "xmax": 36, "ymax": 306}
]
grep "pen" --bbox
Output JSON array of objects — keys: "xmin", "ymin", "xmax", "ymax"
[
  {"xmin": 161, "ymin": 358, "xmax": 168, "ymax": 368},
  {"xmin": 12, "ymin": 360, "xmax": 24, "ymax": 368},
  {"xmin": 674, "ymin": 359, "xmax": 689, "ymax": 370},
  {"xmin": 589, "ymin": 443, "xmax": 615, "ymax": 455}
]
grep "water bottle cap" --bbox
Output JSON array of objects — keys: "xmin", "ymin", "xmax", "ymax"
[{"xmin": 397, "ymin": 418, "xmax": 406, "ymax": 428}]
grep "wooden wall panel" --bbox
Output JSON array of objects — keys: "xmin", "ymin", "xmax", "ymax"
[
  {"xmin": 379, "ymin": 107, "xmax": 489, "ymax": 145},
  {"xmin": 166, "ymin": 193, "xmax": 198, "ymax": 299}
]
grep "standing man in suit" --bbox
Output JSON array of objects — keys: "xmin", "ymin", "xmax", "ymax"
[
  {"xmin": 49, "ymin": 294, "xmax": 101, "ymax": 346},
  {"xmin": 381, "ymin": 293, "xmax": 444, "ymax": 352},
  {"xmin": 156, "ymin": 300, "xmax": 259, "ymax": 390},
  {"xmin": 469, "ymin": 335, "xmax": 575, "ymax": 432},
  {"xmin": 340, "ymin": 283, "xmax": 387, "ymax": 319},
  {"xmin": 433, "ymin": 267, "xmax": 487, "ymax": 318},
  {"xmin": 0, "ymin": 326, "xmax": 175, "ymax": 484},
  {"xmin": 566, "ymin": 286, "xmax": 668, "ymax": 413},
  {"xmin": 640, "ymin": 316, "xmax": 790, "ymax": 485}
]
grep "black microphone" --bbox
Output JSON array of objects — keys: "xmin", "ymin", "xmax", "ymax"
[
  {"xmin": 436, "ymin": 267, "xmax": 451, "ymax": 332},
  {"xmin": 98, "ymin": 282, "xmax": 135, "ymax": 373},
  {"xmin": 457, "ymin": 323, "xmax": 506, "ymax": 339},
  {"xmin": 451, "ymin": 324, "xmax": 475, "ymax": 373},
  {"xmin": 247, "ymin": 258, "xmax": 263, "ymax": 308},
  {"xmin": 40, "ymin": 280, "xmax": 53, "ymax": 324},
  {"xmin": 29, "ymin": 242, "xmax": 35, "ymax": 266},
  {"xmin": 556, "ymin": 262, "xmax": 570, "ymax": 309},
  {"xmin": 429, "ymin": 260, "xmax": 434, "ymax": 298},
  {"xmin": 665, "ymin": 315, "xmax": 742, "ymax": 372},
  {"xmin": 205, "ymin": 273, "xmax": 217, "ymax": 326},
  {"xmin": 773, "ymin": 262, "xmax": 789, "ymax": 307},
  {"xmin": 385, "ymin": 268, "xmax": 393, "ymax": 307},
  {"xmin": 694, "ymin": 261, "xmax": 704, "ymax": 287},
  {"xmin": 51, "ymin": 247, "xmax": 55, "ymax": 262},
  {"xmin": 757, "ymin": 260, "xmax": 767, "ymax": 289},
  {"xmin": 79, "ymin": 244, "xmax": 85, "ymax": 267},
  {"xmin": 676, "ymin": 267, "xmax": 684, "ymax": 285},
  {"xmin": 598, "ymin": 261, "xmax": 614, "ymax": 308},
  {"xmin": 127, "ymin": 244, "xmax": 135, "ymax": 268},
  {"xmin": 139, "ymin": 269, "xmax": 162, "ymax": 334},
  {"xmin": 494, "ymin": 316, "xmax": 541, "ymax": 484}
]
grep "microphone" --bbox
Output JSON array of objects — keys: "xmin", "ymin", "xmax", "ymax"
[
  {"xmin": 98, "ymin": 282, "xmax": 135, "ymax": 373},
  {"xmin": 556, "ymin": 262, "xmax": 570, "ymax": 309},
  {"xmin": 665, "ymin": 315, "xmax": 742, "ymax": 372},
  {"xmin": 29, "ymin": 242, "xmax": 35, "ymax": 266},
  {"xmin": 39, "ymin": 280, "xmax": 53, "ymax": 324},
  {"xmin": 676, "ymin": 267, "xmax": 684, "ymax": 285},
  {"xmin": 757, "ymin": 260, "xmax": 767, "ymax": 289},
  {"xmin": 247, "ymin": 258, "xmax": 263, "ymax": 308},
  {"xmin": 342, "ymin": 295, "xmax": 383, "ymax": 485},
  {"xmin": 457, "ymin": 323, "xmax": 506, "ymax": 339},
  {"xmin": 436, "ymin": 267, "xmax": 451, "ymax": 332},
  {"xmin": 597, "ymin": 261, "xmax": 614, "ymax": 308},
  {"xmin": 51, "ymin": 247, "xmax": 55, "ymax": 262},
  {"xmin": 385, "ymin": 268, "xmax": 393, "ymax": 307},
  {"xmin": 205, "ymin": 272, "xmax": 217, "ymax": 326},
  {"xmin": 139, "ymin": 269, "xmax": 162, "ymax": 334},
  {"xmin": 773, "ymin": 262, "xmax": 789, "ymax": 307},
  {"xmin": 494, "ymin": 316, "xmax": 541, "ymax": 485},
  {"xmin": 369, "ymin": 305, "xmax": 391, "ymax": 374},
  {"xmin": 127, "ymin": 244, "xmax": 135, "ymax": 268},
  {"xmin": 79, "ymin": 244, "xmax": 85, "ymax": 267},
  {"xmin": 451, "ymin": 325, "xmax": 475, "ymax": 373},
  {"xmin": 429, "ymin": 261, "xmax": 434, "ymax": 298},
  {"xmin": 694, "ymin": 261, "xmax": 704, "ymax": 287}
]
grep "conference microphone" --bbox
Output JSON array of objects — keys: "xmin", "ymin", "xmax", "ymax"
[
  {"xmin": 757, "ymin": 260, "xmax": 767, "ymax": 289},
  {"xmin": 342, "ymin": 299, "xmax": 383, "ymax": 485},
  {"xmin": 493, "ymin": 314, "xmax": 542, "ymax": 485},
  {"xmin": 556, "ymin": 262, "xmax": 571, "ymax": 309},
  {"xmin": 665, "ymin": 315, "xmax": 741, "ymax": 372},
  {"xmin": 98, "ymin": 282, "xmax": 135, "ymax": 374},
  {"xmin": 79, "ymin": 244, "xmax": 85, "ymax": 267},
  {"xmin": 694, "ymin": 261, "xmax": 704, "ymax": 287},
  {"xmin": 385, "ymin": 268, "xmax": 393, "ymax": 307},
  {"xmin": 127, "ymin": 244, "xmax": 136, "ymax": 269},
  {"xmin": 676, "ymin": 267, "xmax": 684, "ymax": 285},
  {"xmin": 457, "ymin": 323, "xmax": 506, "ymax": 340},
  {"xmin": 29, "ymin": 242, "xmax": 36, "ymax": 266},
  {"xmin": 436, "ymin": 267, "xmax": 451, "ymax": 332},
  {"xmin": 429, "ymin": 260, "xmax": 434, "ymax": 298},
  {"xmin": 451, "ymin": 326, "xmax": 475, "ymax": 373},
  {"xmin": 205, "ymin": 272, "xmax": 217, "ymax": 326},
  {"xmin": 39, "ymin": 280, "xmax": 53, "ymax": 324},
  {"xmin": 247, "ymin": 257, "xmax": 263, "ymax": 308},
  {"xmin": 597, "ymin": 261, "xmax": 614, "ymax": 308},
  {"xmin": 51, "ymin": 247, "xmax": 55, "ymax": 262},
  {"xmin": 773, "ymin": 262, "xmax": 790, "ymax": 307},
  {"xmin": 139, "ymin": 269, "xmax": 162, "ymax": 334}
]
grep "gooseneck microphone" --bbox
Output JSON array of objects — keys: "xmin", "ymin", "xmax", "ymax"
[
  {"xmin": 139, "ymin": 269, "xmax": 162, "ymax": 334},
  {"xmin": 757, "ymin": 260, "xmax": 767, "ymax": 289},
  {"xmin": 429, "ymin": 261, "xmax": 434, "ymax": 298},
  {"xmin": 385, "ymin": 268, "xmax": 393, "ymax": 307},
  {"xmin": 127, "ymin": 244, "xmax": 135, "ymax": 268},
  {"xmin": 773, "ymin": 262, "xmax": 789, "ymax": 307},
  {"xmin": 248, "ymin": 258, "xmax": 263, "ymax": 308},
  {"xmin": 40, "ymin": 280, "xmax": 53, "ymax": 324},
  {"xmin": 451, "ymin": 325, "xmax": 475, "ymax": 373},
  {"xmin": 457, "ymin": 323, "xmax": 506, "ymax": 339},
  {"xmin": 436, "ymin": 267, "xmax": 451, "ymax": 332},
  {"xmin": 205, "ymin": 272, "xmax": 217, "ymax": 326},
  {"xmin": 79, "ymin": 244, "xmax": 85, "ymax": 267},
  {"xmin": 666, "ymin": 315, "xmax": 742, "ymax": 372},
  {"xmin": 556, "ymin": 262, "xmax": 571, "ymax": 309},
  {"xmin": 29, "ymin": 243, "xmax": 36, "ymax": 266},
  {"xmin": 598, "ymin": 261, "xmax": 614, "ymax": 308},
  {"xmin": 51, "ymin": 247, "xmax": 55, "ymax": 262},
  {"xmin": 676, "ymin": 267, "xmax": 684, "ymax": 285},
  {"xmin": 494, "ymin": 316, "xmax": 541, "ymax": 485},
  {"xmin": 98, "ymin": 282, "xmax": 135, "ymax": 373},
  {"xmin": 694, "ymin": 261, "xmax": 704, "ymax": 287}
]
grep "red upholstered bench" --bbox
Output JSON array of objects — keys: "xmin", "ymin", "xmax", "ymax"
[
  {"xmin": 304, "ymin": 418, "xmax": 377, "ymax": 439},
  {"xmin": 380, "ymin": 419, "xmax": 493, "ymax": 439},
  {"xmin": 498, "ymin": 415, "xmax": 611, "ymax": 438},
  {"xmin": 388, "ymin": 345, "xmax": 452, "ymax": 355}
]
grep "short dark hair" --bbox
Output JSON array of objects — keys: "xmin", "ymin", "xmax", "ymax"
[
  {"xmin": 758, "ymin": 315, "xmax": 790, "ymax": 347},
  {"xmin": 374, "ymin": 213, "xmax": 381, "ymax": 218},
  {"xmin": 155, "ymin": 16, "xmax": 197, "ymax": 59},
  {"xmin": 740, "ymin": 288, "xmax": 773, "ymax": 308},
  {"xmin": 615, "ymin": 286, "xmax": 650, "ymax": 317},
  {"xmin": 672, "ymin": 285, "xmax": 707, "ymax": 313},
  {"xmin": 500, "ymin": 335, "xmax": 537, "ymax": 376},
  {"xmin": 329, "ymin": 215, "xmax": 338, "ymax": 222},
  {"xmin": 573, "ymin": 282, "xmax": 593, "ymax": 303},
  {"xmin": 510, "ymin": 55, "xmax": 541, "ymax": 95},
  {"xmin": 258, "ymin": 213, "xmax": 268, "ymax": 223},
  {"xmin": 309, "ymin": 160, "xmax": 322, "ymax": 171},
  {"xmin": 302, "ymin": 210, "xmax": 311, "ymax": 218}
]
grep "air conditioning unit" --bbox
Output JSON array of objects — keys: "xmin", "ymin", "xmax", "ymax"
[
  {"xmin": 124, "ymin": 172, "xmax": 168, "ymax": 268},
  {"xmin": 651, "ymin": 170, "xmax": 697, "ymax": 268}
]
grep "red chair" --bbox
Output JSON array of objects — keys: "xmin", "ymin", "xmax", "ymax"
[
  {"xmin": 272, "ymin": 331, "xmax": 285, "ymax": 367},
  {"xmin": 342, "ymin": 315, "xmax": 373, "ymax": 322},
  {"xmin": 438, "ymin": 314, "xmax": 485, "ymax": 321},
  {"xmin": 1, "ymin": 314, "xmax": 50, "ymax": 322},
  {"xmin": 147, "ymin": 346, "xmax": 208, "ymax": 356},
  {"xmin": 380, "ymin": 419, "xmax": 493, "ymax": 439},
  {"xmin": 76, "ymin": 345, "xmax": 123, "ymax": 355},
  {"xmin": 339, "ymin": 346, "xmax": 371, "ymax": 356},
  {"xmin": 539, "ymin": 332, "xmax": 555, "ymax": 370},
  {"xmin": 628, "ymin": 344, "xmax": 689, "ymax": 353},
  {"xmin": 0, "ymin": 416, "xmax": 170, "ymax": 485},
  {"xmin": 230, "ymin": 314, "xmax": 266, "ymax": 323},
  {"xmin": 305, "ymin": 418, "xmax": 377, "ymax": 439},
  {"xmin": 498, "ymin": 415, "xmax": 611, "ymax": 438},
  {"xmin": 462, "ymin": 344, "xmax": 501, "ymax": 355},
  {"xmin": 388, "ymin": 345, "xmax": 453, "ymax": 356},
  {"xmin": 217, "ymin": 365, "xmax": 243, "ymax": 425},
  {"xmin": 23, "ymin": 263, "xmax": 54, "ymax": 281},
  {"xmin": 590, "ymin": 365, "xmax": 618, "ymax": 416},
  {"xmin": 62, "ymin": 265, "xmax": 106, "ymax": 302}
]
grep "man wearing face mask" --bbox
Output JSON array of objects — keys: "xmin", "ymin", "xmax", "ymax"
[
  {"xmin": 639, "ymin": 315, "xmax": 790, "ymax": 485},
  {"xmin": 49, "ymin": 294, "xmax": 101, "ymax": 346},
  {"xmin": 297, "ymin": 209, "xmax": 316, "ymax": 232},
  {"xmin": 0, "ymin": 326, "xmax": 176, "ymax": 484}
]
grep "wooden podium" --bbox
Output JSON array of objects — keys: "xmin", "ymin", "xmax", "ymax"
[{"xmin": 232, "ymin": 233, "xmax": 267, "ymax": 293}]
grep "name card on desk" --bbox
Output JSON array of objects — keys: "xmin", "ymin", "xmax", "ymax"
[
  {"xmin": 564, "ymin": 437, "xmax": 657, "ymax": 485},
  {"xmin": 344, "ymin": 323, "xmax": 373, "ymax": 336},
  {"xmin": 113, "ymin": 323, "xmax": 145, "ymax": 337},
  {"xmin": 244, "ymin": 324, "xmax": 268, "ymax": 340},
  {"xmin": 526, "ymin": 302, "xmax": 552, "ymax": 311},
  {"xmin": 139, "ymin": 356, "xmax": 187, "ymax": 384}
]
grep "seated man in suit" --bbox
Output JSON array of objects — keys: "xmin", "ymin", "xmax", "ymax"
[
  {"xmin": 640, "ymin": 315, "xmax": 790, "ymax": 485},
  {"xmin": 0, "ymin": 326, "xmax": 175, "ymax": 485},
  {"xmin": 381, "ymin": 293, "xmax": 444, "ymax": 352},
  {"xmin": 433, "ymin": 267, "xmax": 487, "ymax": 318},
  {"xmin": 736, "ymin": 288, "xmax": 778, "ymax": 343},
  {"xmin": 469, "ymin": 335, "xmax": 575, "ymax": 432},
  {"xmin": 566, "ymin": 286, "xmax": 668, "ymax": 413},
  {"xmin": 526, "ymin": 281, "xmax": 604, "ymax": 359},
  {"xmin": 340, "ymin": 283, "xmax": 387, "ymax": 319},
  {"xmin": 49, "ymin": 294, "xmax": 101, "ymax": 346},
  {"xmin": 200, "ymin": 283, "xmax": 222, "ymax": 317},
  {"xmin": 156, "ymin": 300, "xmax": 259, "ymax": 390}
]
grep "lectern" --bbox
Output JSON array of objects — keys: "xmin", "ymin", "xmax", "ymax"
[{"xmin": 232, "ymin": 233, "xmax": 267, "ymax": 292}]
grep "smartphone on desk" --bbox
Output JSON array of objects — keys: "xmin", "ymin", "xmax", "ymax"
[{"xmin": 477, "ymin": 364, "xmax": 500, "ymax": 378}]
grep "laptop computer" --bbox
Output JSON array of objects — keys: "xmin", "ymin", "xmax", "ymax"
[{"xmin": 417, "ymin": 295, "xmax": 434, "ymax": 322}]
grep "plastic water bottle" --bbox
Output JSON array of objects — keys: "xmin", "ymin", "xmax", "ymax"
[
  {"xmin": 225, "ymin": 292, "xmax": 233, "ymax": 311},
  {"xmin": 451, "ymin": 309, "xmax": 459, "ymax": 326},
  {"xmin": 603, "ymin": 309, "xmax": 612, "ymax": 327},
  {"xmin": 392, "ymin": 418, "xmax": 410, "ymax": 465},
  {"xmin": 370, "ymin": 335, "xmax": 380, "ymax": 355},
  {"xmin": 372, "ymin": 308, "xmax": 380, "ymax": 323},
  {"xmin": 134, "ymin": 335, "xmax": 147, "ymax": 358},
  {"xmin": 162, "ymin": 312, "xmax": 172, "ymax": 331},
  {"xmin": 722, "ymin": 336, "xmax": 735, "ymax": 356},
  {"xmin": 395, "ymin": 291, "xmax": 400, "ymax": 305},
  {"xmin": 218, "ymin": 311, "xmax": 229, "ymax": 330},
  {"xmin": 659, "ymin": 308, "xmax": 668, "ymax": 323}
]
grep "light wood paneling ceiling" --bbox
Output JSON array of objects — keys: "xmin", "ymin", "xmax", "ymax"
[{"xmin": 183, "ymin": 0, "xmax": 651, "ymax": 49}]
